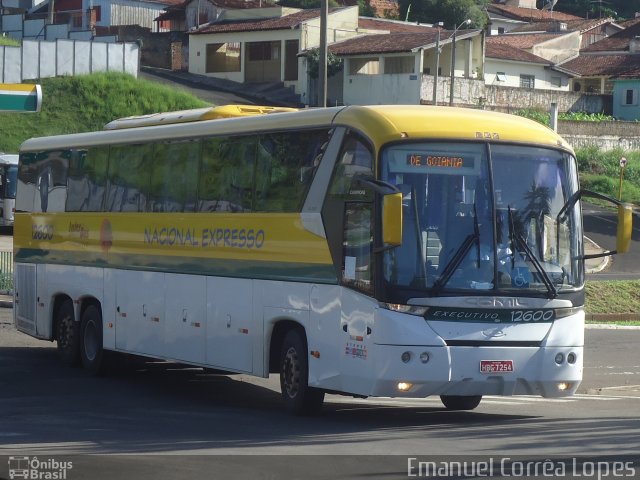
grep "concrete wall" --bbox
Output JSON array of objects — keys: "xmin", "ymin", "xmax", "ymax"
[
  {"xmin": 0, "ymin": 39, "xmax": 139, "ymax": 82},
  {"xmin": 343, "ymin": 60, "xmax": 421, "ymax": 105}
]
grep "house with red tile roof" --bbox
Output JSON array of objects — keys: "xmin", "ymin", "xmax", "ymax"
[
  {"xmin": 188, "ymin": 6, "xmax": 362, "ymax": 102},
  {"xmin": 509, "ymin": 17, "xmax": 622, "ymax": 49},
  {"xmin": 154, "ymin": 0, "xmax": 275, "ymax": 32},
  {"xmin": 555, "ymin": 19, "xmax": 640, "ymax": 119},
  {"xmin": 484, "ymin": 38, "xmax": 571, "ymax": 90},
  {"xmin": 328, "ymin": 27, "xmax": 483, "ymax": 105},
  {"xmin": 487, "ymin": 2, "xmax": 582, "ymax": 35}
]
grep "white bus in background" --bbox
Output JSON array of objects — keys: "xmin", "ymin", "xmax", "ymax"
[{"xmin": 0, "ymin": 153, "xmax": 18, "ymax": 227}]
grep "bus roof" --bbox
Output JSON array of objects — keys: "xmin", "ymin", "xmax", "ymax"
[
  {"xmin": 20, "ymin": 105, "xmax": 573, "ymax": 154},
  {"xmin": 104, "ymin": 105, "xmax": 299, "ymax": 130},
  {"xmin": 0, "ymin": 153, "xmax": 19, "ymax": 165}
]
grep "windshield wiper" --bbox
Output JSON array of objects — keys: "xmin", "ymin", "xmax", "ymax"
[
  {"xmin": 507, "ymin": 206, "xmax": 557, "ymax": 299},
  {"xmin": 432, "ymin": 210, "xmax": 480, "ymax": 295}
]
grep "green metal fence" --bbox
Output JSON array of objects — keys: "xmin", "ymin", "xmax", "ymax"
[{"xmin": 0, "ymin": 250, "xmax": 13, "ymax": 291}]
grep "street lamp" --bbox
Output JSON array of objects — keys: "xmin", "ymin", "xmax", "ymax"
[
  {"xmin": 449, "ymin": 19, "xmax": 471, "ymax": 107},
  {"xmin": 432, "ymin": 22, "xmax": 444, "ymax": 106}
]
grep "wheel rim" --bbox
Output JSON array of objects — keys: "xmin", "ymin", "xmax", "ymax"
[
  {"xmin": 83, "ymin": 319, "xmax": 98, "ymax": 362},
  {"xmin": 282, "ymin": 346, "xmax": 301, "ymax": 399},
  {"xmin": 58, "ymin": 313, "xmax": 74, "ymax": 349}
]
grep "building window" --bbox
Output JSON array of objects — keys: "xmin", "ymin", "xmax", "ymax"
[
  {"xmin": 551, "ymin": 76, "xmax": 562, "ymax": 88},
  {"xmin": 624, "ymin": 89, "xmax": 638, "ymax": 106},
  {"xmin": 384, "ymin": 56, "xmax": 414, "ymax": 74},
  {"xmin": 497, "ymin": 27, "xmax": 505, "ymax": 34},
  {"xmin": 206, "ymin": 42, "xmax": 241, "ymax": 73},
  {"xmin": 520, "ymin": 74, "xmax": 535, "ymax": 89},
  {"xmin": 496, "ymin": 72, "xmax": 506, "ymax": 82},
  {"xmin": 349, "ymin": 57, "xmax": 379, "ymax": 75}
]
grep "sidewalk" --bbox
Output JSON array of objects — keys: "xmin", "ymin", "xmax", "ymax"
[
  {"xmin": 584, "ymin": 235, "xmax": 609, "ymax": 274},
  {"xmin": 0, "ymin": 293, "xmax": 12, "ymax": 308}
]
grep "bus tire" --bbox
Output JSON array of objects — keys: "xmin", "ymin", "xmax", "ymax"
[
  {"xmin": 80, "ymin": 304, "xmax": 104, "ymax": 376},
  {"xmin": 279, "ymin": 329, "xmax": 324, "ymax": 416},
  {"xmin": 55, "ymin": 299, "xmax": 80, "ymax": 367},
  {"xmin": 440, "ymin": 395, "xmax": 482, "ymax": 411}
]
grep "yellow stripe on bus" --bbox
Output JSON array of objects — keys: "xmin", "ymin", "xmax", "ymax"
[{"xmin": 14, "ymin": 212, "xmax": 333, "ymax": 266}]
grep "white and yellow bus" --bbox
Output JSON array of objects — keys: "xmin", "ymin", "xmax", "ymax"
[
  {"xmin": 0, "ymin": 153, "xmax": 19, "ymax": 227},
  {"xmin": 14, "ymin": 105, "xmax": 632, "ymax": 414}
]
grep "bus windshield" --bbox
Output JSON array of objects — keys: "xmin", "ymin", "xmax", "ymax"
[{"xmin": 380, "ymin": 142, "xmax": 582, "ymax": 298}]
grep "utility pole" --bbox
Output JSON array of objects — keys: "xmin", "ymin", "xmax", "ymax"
[
  {"xmin": 449, "ymin": 19, "xmax": 470, "ymax": 107},
  {"xmin": 432, "ymin": 22, "xmax": 443, "ymax": 106},
  {"xmin": 318, "ymin": 0, "xmax": 328, "ymax": 107}
]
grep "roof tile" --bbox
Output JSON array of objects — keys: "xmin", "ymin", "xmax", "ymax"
[
  {"xmin": 191, "ymin": 8, "xmax": 320, "ymax": 34},
  {"xmin": 488, "ymin": 4, "xmax": 582, "ymax": 22},
  {"xmin": 559, "ymin": 54, "xmax": 640, "ymax": 78}
]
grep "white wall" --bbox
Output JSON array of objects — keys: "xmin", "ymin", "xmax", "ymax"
[
  {"xmin": 189, "ymin": 29, "xmax": 301, "ymax": 83},
  {"xmin": 342, "ymin": 55, "xmax": 421, "ymax": 105},
  {"xmin": 0, "ymin": 39, "xmax": 139, "ymax": 82},
  {"xmin": 485, "ymin": 57, "xmax": 570, "ymax": 91}
]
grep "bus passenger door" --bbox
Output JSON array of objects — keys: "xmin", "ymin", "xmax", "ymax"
[
  {"xmin": 115, "ymin": 271, "xmax": 165, "ymax": 356},
  {"xmin": 206, "ymin": 277, "xmax": 254, "ymax": 373}
]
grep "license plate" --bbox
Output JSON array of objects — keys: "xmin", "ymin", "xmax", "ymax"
[{"xmin": 480, "ymin": 360, "xmax": 513, "ymax": 373}]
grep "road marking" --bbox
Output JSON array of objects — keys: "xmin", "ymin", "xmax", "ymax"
[{"xmin": 328, "ymin": 393, "xmax": 640, "ymax": 409}]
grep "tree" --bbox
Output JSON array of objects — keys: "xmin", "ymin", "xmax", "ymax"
[
  {"xmin": 304, "ymin": 48, "xmax": 343, "ymax": 79},
  {"xmin": 397, "ymin": 0, "xmax": 489, "ymax": 29}
]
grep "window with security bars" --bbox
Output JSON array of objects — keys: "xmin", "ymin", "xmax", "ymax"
[{"xmin": 520, "ymin": 74, "xmax": 535, "ymax": 89}]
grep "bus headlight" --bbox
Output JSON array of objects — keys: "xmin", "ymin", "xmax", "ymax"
[
  {"xmin": 397, "ymin": 382, "xmax": 413, "ymax": 392},
  {"xmin": 419, "ymin": 352, "xmax": 430, "ymax": 364},
  {"xmin": 567, "ymin": 352, "xmax": 577, "ymax": 364},
  {"xmin": 555, "ymin": 353, "xmax": 564, "ymax": 365},
  {"xmin": 401, "ymin": 351, "xmax": 412, "ymax": 363}
]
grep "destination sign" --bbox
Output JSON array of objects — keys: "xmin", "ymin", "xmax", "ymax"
[{"xmin": 406, "ymin": 154, "xmax": 473, "ymax": 169}]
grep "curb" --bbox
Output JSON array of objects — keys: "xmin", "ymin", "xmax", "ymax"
[{"xmin": 584, "ymin": 235, "xmax": 609, "ymax": 274}]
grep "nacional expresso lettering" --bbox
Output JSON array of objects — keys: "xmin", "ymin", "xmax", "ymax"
[{"xmin": 144, "ymin": 226, "xmax": 265, "ymax": 249}]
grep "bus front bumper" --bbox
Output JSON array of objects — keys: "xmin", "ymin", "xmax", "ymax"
[{"xmin": 368, "ymin": 344, "xmax": 582, "ymax": 399}]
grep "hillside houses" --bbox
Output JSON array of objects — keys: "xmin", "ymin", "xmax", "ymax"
[{"xmin": 3, "ymin": 0, "xmax": 640, "ymax": 118}]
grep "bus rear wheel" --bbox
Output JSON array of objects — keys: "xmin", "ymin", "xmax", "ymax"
[
  {"xmin": 80, "ymin": 304, "xmax": 104, "ymax": 375},
  {"xmin": 279, "ymin": 329, "xmax": 324, "ymax": 416},
  {"xmin": 55, "ymin": 300, "xmax": 80, "ymax": 367},
  {"xmin": 440, "ymin": 395, "xmax": 482, "ymax": 411}
]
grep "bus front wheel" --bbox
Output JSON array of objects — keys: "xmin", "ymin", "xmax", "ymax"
[
  {"xmin": 279, "ymin": 329, "xmax": 324, "ymax": 416},
  {"xmin": 55, "ymin": 299, "xmax": 80, "ymax": 367},
  {"xmin": 440, "ymin": 395, "xmax": 482, "ymax": 410},
  {"xmin": 80, "ymin": 304, "xmax": 104, "ymax": 375}
]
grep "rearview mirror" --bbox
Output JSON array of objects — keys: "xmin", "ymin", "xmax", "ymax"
[{"xmin": 383, "ymin": 192, "xmax": 403, "ymax": 246}]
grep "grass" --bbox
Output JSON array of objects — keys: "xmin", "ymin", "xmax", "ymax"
[
  {"xmin": 0, "ymin": 72, "xmax": 209, "ymax": 152},
  {"xmin": 0, "ymin": 36, "xmax": 20, "ymax": 47},
  {"xmin": 585, "ymin": 280, "xmax": 640, "ymax": 325}
]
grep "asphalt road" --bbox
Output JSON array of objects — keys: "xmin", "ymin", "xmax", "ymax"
[
  {"xmin": 1, "ymin": 308, "xmax": 639, "ymax": 479},
  {"xmin": 139, "ymin": 71, "xmax": 254, "ymax": 106},
  {"xmin": 583, "ymin": 202, "xmax": 640, "ymax": 280}
]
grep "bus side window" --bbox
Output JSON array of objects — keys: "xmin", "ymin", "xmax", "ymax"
[
  {"xmin": 66, "ymin": 147, "xmax": 108, "ymax": 212},
  {"xmin": 106, "ymin": 144, "xmax": 153, "ymax": 212},
  {"xmin": 254, "ymin": 129, "xmax": 330, "ymax": 212},
  {"xmin": 198, "ymin": 136, "xmax": 256, "ymax": 212},
  {"xmin": 33, "ymin": 151, "xmax": 68, "ymax": 213},
  {"xmin": 149, "ymin": 140, "xmax": 200, "ymax": 213}
]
